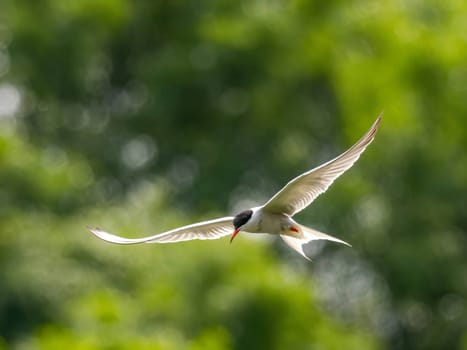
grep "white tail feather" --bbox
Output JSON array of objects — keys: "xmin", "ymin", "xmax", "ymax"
[{"xmin": 280, "ymin": 224, "xmax": 350, "ymax": 260}]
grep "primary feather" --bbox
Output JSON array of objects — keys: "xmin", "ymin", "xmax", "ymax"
[
  {"xmin": 88, "ymin": 216, "xmax": 234, "ymax": 244},
  {"xmin": 262, "ymin": 114, "xmax": 382, "ymax": 216}
]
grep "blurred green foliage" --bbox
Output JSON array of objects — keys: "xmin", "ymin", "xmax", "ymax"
[{"xmin": 0, "ymin": 0, "xmax": 466, "ymax": 349}]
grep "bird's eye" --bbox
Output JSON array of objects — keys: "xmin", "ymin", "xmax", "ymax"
[{"xmin": 233, "ymin": 209, "xmax": 253, "ymax": 229}]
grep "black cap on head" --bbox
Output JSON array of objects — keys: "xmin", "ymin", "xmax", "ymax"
[{"xmin": 233, "ymin": 209, "xmax": 253, "ymax": 230}]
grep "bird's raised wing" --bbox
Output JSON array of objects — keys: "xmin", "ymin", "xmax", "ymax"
[
  {"xmin": 262, "ymin": 114, "xmax": 382, "ymax": 216},
  {"xmin": 88, "ymin": 216, "xmax": 234, "ymax": 244}
]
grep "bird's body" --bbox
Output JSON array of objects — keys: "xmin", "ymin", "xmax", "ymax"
[
  {"xmin": 89, "ymin": 115, "xmax": 382, "ymax": 259},
  {"xmin": 240, "ymin": 207, "xmax": 289, "ymax": 234}
]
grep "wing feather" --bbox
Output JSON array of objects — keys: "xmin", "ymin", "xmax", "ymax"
[
  {"xmin": 263, "ymin": 114, "xmax": 382, "ymax": 216},
  {"xmin": 88, "ymin": 216, "xmax": 234, "ymax": 245}
]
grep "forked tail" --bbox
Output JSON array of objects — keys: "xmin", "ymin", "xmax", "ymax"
[{"xmin": 280, "ymin": 224, "xmax": 350, "ymax": 260}]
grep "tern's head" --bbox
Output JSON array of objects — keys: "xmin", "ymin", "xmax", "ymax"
[
  {"xmin": 230, "ymin": 209, "xmax": 253, "ymax": 243},
  {"xmin": 233, "ymin": 209, "xmax": 253, "ymax": 230}
]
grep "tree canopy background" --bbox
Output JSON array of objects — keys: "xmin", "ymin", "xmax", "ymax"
[{"xmin": 0, "ymin": 1, "xmax": 466, "ymax": 349}]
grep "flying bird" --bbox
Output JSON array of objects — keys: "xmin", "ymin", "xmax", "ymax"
[{"xmin": 88, "ymin": 115, "xmax": 382, "ymax": 260}]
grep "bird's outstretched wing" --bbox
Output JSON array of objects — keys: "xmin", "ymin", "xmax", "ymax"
[
  {"xmin": 88, "ymin": 216, "xmax": 234, "ymax": 244},
  {"xmin": 263, "ymin": 114, "xmax": 382, "ymax": 216}
]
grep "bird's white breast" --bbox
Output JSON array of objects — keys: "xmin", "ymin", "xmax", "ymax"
[{"xmin": 241, "ymin": 208, "xmax": 291, "ymax": 235}]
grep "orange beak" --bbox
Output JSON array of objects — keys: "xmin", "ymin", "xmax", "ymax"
[{"xmin": 230, "ymin": 229, "xmax": 240, "ymax": 243}]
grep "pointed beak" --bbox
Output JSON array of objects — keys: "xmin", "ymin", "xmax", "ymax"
[{"xmin": 230, "ymin": 229, "xmax": 240, "ymax": 243}]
